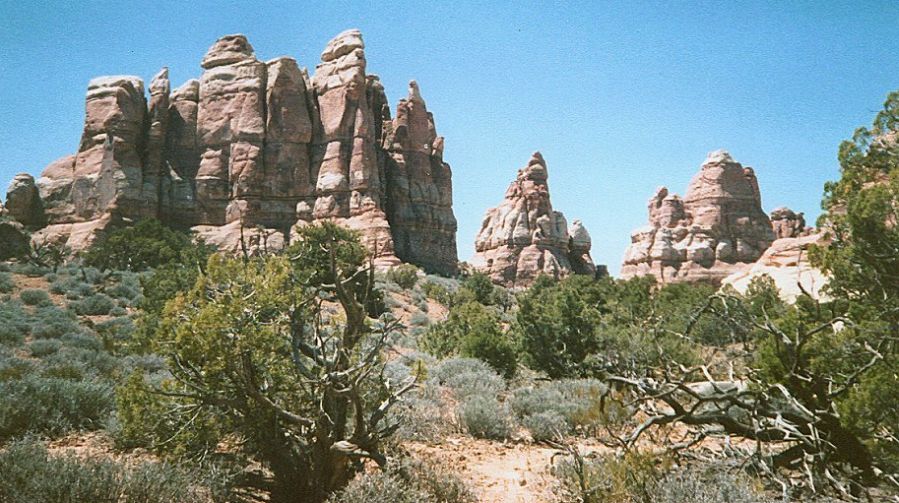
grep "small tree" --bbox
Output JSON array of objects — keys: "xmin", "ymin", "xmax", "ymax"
[
  {"xmin": 422, "ymin": 301, "xmax": 517, "ymax": 378},
  {"xmin": 121, "ymin": 223, "xmax": 414, "ymax": 502},
  {"xmin": 82, "ymin": 218, "xmax": 196, "ymax": 271}
]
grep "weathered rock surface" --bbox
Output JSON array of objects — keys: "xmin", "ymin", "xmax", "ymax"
[
  {"xmin": 722, "ymin": 233, "xmax": 829, "ymax": 302},
  {"xmin": 5, "ymin": 174, "xmax": 44, "ymax": 228},
  {"xmin": 472, "ymin": 152, "xmax": 596, "ymax": 286},
  {"xmin": 770, "ymin": 206, "xmax": 811, "ymax": 239},
  {"xmin": 621, "ymin": 150, "xmax": 775, "ymax": 285},
  {"xmin": 12, "ymin": 30, "xmax": 458, "ymax": 272},
  {"xmin": 382, "ymin": 81, "xmax": 458, "ymax": 275}
]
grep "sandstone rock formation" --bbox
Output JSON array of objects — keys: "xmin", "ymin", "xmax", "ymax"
[
  {"xmin": 621, "ymin": 150, "xmax": 775, "ymax": 285},
  {"xmin": 770, "ymin": 206, "xmax": 811, "ymax": 239},
  {"xmin": 5, "ymin": 174, "xmax": 44, "ymax": 228},
  {"xmin": 472, "ymin": 152, "xmax": 596, "ymax": 286},
  {"xmin": 13, "ymin": 30, "xmax": 458, "ymax": 272},
  {"xmin": 381, "ymin": 81, "xmax": 458, "ymax": 275},
  {"xmin": 722, "ymin": 232, "xmax": 829, "ymax": 302}
]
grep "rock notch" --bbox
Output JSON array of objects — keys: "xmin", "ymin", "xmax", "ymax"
[
  {"xmin": 472, "ymin": 152, "xmax": 596, "ymax": 286},
  {"xmin": 621, "ymin": 150, "xmax": 775, "ymax": 285},
  {"xmin": 13, "ymin": 30, "xmax": 458, "ymax": 273}
]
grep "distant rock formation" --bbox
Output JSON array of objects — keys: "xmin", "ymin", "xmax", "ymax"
[
  {"xmin": 621, "ymin": 150, "xmax": 775, "ymax": 285},
  {"xmin": 13, "ymin": 30, "xmax": 457, "ymax": 273},
  {"xmin": 472, "ymin": 152, "xmax": 596, "ymax": 286}
]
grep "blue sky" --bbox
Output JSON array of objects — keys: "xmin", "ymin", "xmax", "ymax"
[{"xmin": 2, "ymin": 1, "xmax": 898, "ymax": 275}]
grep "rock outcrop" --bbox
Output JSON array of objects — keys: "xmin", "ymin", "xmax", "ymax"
[
  {"xmin": 722, "ymin": 232, "xmax": 829, "ymax": 302},
  {"xmin": 12, "ymin": 30, "xmax": 458, "ymax": 272},
  {"xmin": 472, "ymin": 152, "xmax": 596, "ymax": 286},
  {"xmin": 5, "ymin": 174, "xmax": 44, "ymax": 228},
  {"xmin": 621, "ymin": 150, "xmax": 775, "ymax": 285},
  {"xmin": 770, "ymin": 206, "xmax": 811, "ymax": 239},
  {"xmin": 381, "ymin": 81, "xmax": 458, "ymax": 275}
]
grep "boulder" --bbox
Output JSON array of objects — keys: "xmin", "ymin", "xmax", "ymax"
[
  {"xmin": 770, "ymin": 206, "xmax": 810, "ymax": 239},
  {"xmin": 6, "ymin": 173, "xmax": 45, "ymax": 228},
  {"xmin": 473, "ymin": 152, "xmax": 596, "ymax": 286}
]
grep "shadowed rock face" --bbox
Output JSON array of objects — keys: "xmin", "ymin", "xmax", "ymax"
[
  {"xmin": 472, "ymin": 152, "xmax": 596, "ymax": 286},
  {"xmin": 18, "ymin": 30, "xmax": 458, "ymax": 271},
  {"xmin": 621, "ymin": 150, "xmax": 775, "ymax": 285}
]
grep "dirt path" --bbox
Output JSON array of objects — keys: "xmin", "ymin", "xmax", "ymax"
[{"xmin": 408, "ymin": 436, "xmax": 573, "ymax": 502}]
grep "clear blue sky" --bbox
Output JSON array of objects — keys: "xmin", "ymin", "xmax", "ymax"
[{"xmin": 2, "ymin": 1, "xmax": 898, "ymax": 275}]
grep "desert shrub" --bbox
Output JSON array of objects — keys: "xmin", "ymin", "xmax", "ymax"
[
  {"xmin": 60, "ymin": 331, "xmax": 103, "ymax": 351},
  {"xmin": 0, "ymin": 375, "xmax": 114, "ymax": 439},
  {"xmin": 0, "ymin": 271, "xmax": 14, "ymax": 293},
  {"xmin": 511, "ymin": 379, "xmax": 615, "ymax": 438},
  {"xmin": 70, "ymin": 292, "xmax": 115, "ymax": 315},
  {"xmin": 328, "ymin": 470, "xmax": 433, "ymax": 503},
  {"xmin": 654, "ymin": 468, "xmax": 772, "ymax": 503},
  {"xmin": 9, "ymin": 262, "xmax": 49, "ymax": 277},
  {"xmin": 0, "ymin": 355, "xmax": 35, "ymax": 381},
  {"xmin": 387, "ymin": 264, "xmax": 420, "ymax": 290},
  {"xmin": 28, "ymin": 338, "xmax": 62, "ymax": 357},
  {"xmin": 430, "ymin": 357, "xmax": 505, "ymax": 399},
  {"xmin": 0, "ymin": 300, "xmax": 30, "ymax": 345},
  {"xmin": 523, "ymin": 410, "xmax": 568, "ymax": 441},
  {"xmin": 18, "ymin": 288, "xmax": 51, "ymax": 306},
  {"xmin": 458, "ymin": 394, "xmax": 514, "ymax": 440},
  {"xmin": 553, "ymin": 450, "xmax": 669, "ymax": 503},
  {"xmin": 329, "ymin": 456, "xmax": 475, "ymax": 503},
  {"xmin": 29, "ymin": 304, "xmax": 81, "ymax": 339},
  {"xmin": 390, "ymin": 382, "xmax": 451, "ymax": 442},
  {"xmin": 421, "ymin": 279, "xmax": 455, "ymax": 306},
  {"xmin": 396, "ymin": 457, "xmax": 477, "ymax": 503},
  {"xmin": 0, "ymin": 440, "xmax": 213, "ymax": 503},
  {"xmin": 410, "ymin": 311, "xmax": 430, "ymax": 327},
  {"xmin": 95, "ymin": 316, "xmax": 135, "ymax": 351},
  {"xmin": 50, "ymin": 275, "xmax": 94, "ymax": 298}
]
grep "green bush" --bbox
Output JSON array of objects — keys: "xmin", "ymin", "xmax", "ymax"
[
  {"xmin": 28, "ymin": 339, "xmax": 62, "ymax": 357},
  {"xmin": 458, "ymin": 395, "xmax": 513, "ymax": 440},
  {"xmin": 0, "ymin": 300, "xmax": 30, "ymax": 345},
  {"xmin": 81, "ymin": 218, "xmax": 197, "ymax": 272},
  {"xmin": 70, "ymin": 293, "xmax": 115, "ymax": 315},
  {"xmin": 0, "ymin": 440, "xmax": 214, "ymax": 503},
  {"xmin": 387, "ymin": 264, "xmax": 420, "ymax": 290},
  {"xmin": 0, "ymin": 271, "xmax": 14, "ymax": 293},
  {"xmin": 0, "ymin": 375, "xmax": 114, "ymax": 440},
  {"xmin": 29, "ymin": 304, "xmax": 81, "ymax": 339},
  {"xmin": 50, "ymin": 276, "xmax": 94, "ymax": 298},
  {"xmin": 422, "ymin": 301, "xmax": 517, "ymax": 377},
  {"xmin": 19, "ymin": 288, "xmax": 51, "ymax": 306}
]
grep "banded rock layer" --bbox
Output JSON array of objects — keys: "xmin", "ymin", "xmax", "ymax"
[
  {"xmin": 21, "ymin": 30, "xmax": 457, "ymax": 273},
  {"xmin": 472, "ymin": 152, "xmax": 596, "ymax": 286},
  {"xmin": 621, "ymin": 150, "xmax": 775, "ymax": 285}
]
